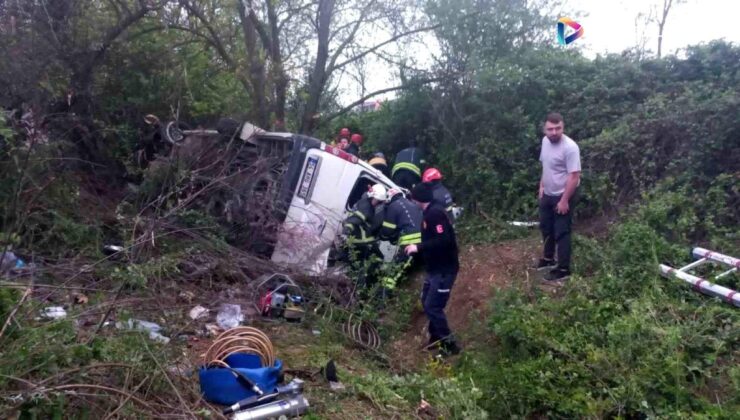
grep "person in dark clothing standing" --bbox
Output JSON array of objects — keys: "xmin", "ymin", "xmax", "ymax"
[
  {"xmin": 421, "ymin": 167, "xmax": 455, "ymax": 222},
  {"xmin": 391, "ymin": 146, "xmax": 425, "ymax": 190},
  {"xmin": 536, "ymin": 112, "xmax": 581, "ymax": 282},
  {"xmin": 405, "ymin": 182, "xmax": 461, "ymax": 356}
]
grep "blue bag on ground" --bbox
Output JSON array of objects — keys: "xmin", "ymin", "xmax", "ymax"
[{"xmin": 199, "ymin": 353, "xmax": 283, "ymax": 405}]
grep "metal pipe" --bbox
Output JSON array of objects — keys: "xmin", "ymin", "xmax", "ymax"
[
  {"xmin": 677, "ymin": 258, "xmax": 706, "ymax": 272},
  {"xmin": 692, "ymin": 247, "xmax": 740, "ymax": 269},
  {"xmin": 232, "ymin": 394, "xmax": 309, "ymax": 420},
  {"xmin": 659, "ymin": 264, "xmax": 740, "ymax": 307}
]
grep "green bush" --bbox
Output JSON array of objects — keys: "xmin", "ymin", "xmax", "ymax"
[{"xmin": 456, "ymin": 187, "xmax": 739, "ymax": 418}]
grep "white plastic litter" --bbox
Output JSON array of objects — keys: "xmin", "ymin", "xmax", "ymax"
[
  {"xmin": 216, "ymin": 304, "xmax": 244, "ymax": 330},
  {"xmin": 507, "ymin": 221, "xmax": 539, "ymax": 227},
  {"xmin": 40, "ymin": 306, "xmax": 67, "ymax": 320},
  {"xmin": 188, "ymin": 305, "xmax": 209, "ymax": 320},
  {"xmin": 117, "ymin": 318, "xmax": 171, "ymax": 344}
]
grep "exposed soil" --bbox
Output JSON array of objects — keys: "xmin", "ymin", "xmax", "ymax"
[{"xmin": 388, "ymin": 236, "xmax": 542, "ymax": 370}]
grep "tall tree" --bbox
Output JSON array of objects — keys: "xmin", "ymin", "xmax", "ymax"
[
  {"xmin": 169, "ymin": 0, "xmax": 435, "ymax": 133},
  {"xmin": 0, "ymin": 0, "xmax": 164, "ymax": 114}
]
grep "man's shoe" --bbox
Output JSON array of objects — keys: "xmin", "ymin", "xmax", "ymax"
[
  {"xmin": 535, "ymin": 258, "xmax": 557, "ymax": 271},
  {"xmin": 544, "ymin": 268, "xmax": 570, "ymax": 282},
  {"xmin": 424, "ymin": 340, "xmax": 440, "ymax": 352},
  {"xmin": 439, "ymin": 339, "xmax": 461, "ymax": 357}
]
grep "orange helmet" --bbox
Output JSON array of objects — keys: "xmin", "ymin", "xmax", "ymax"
[
  {"xmin": 422, "ymin": 168, "xmax": 442, "ymax": 183},
  {"xmin": 339, "ymin": 127, "xmax": 351, "ymax": 137},
  {"xmin": 350, "ymin": 133, "xmax": 363, "ymax": 145}
]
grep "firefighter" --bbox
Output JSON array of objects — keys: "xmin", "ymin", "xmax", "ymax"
[
  {"xmin": 368, "ymin": 152, "xmax": 389, "ymax": 177},
  {"xmin": 379, "ymin": 188, "xmax": 422, "ymax": 248},
  {"xmin": 342, "ymin": 184, "xmax": 386, "ymax": 288},
  {"xmin": 346, "ymin": 133, "xmax": 362, "ymax": 156},
  {"xmin": 391, "ymin": 144, "xmax": 425, "ymax": 190},
  {"xmin": 422, "ymin": 168, "xmax": 455, "ymax": 222},
  {"xmin": 405, "ymin": 182, "xmax": 461, "ymax": 356}
]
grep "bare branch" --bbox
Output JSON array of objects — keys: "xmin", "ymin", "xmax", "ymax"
[
  {"xmin": 326, "ymin": 0, "xmax": 377, "ymax": 72},
  {"xmin": 324, "ymin": 77, "xmax": 446, "ymax": 121},
  {"xmin": 329, "ymin": 22, "xmax": 441, "ymax": 72},
  {"xmin": 177, "ymin": 0, "xmax": 236, "ymax": 69}
]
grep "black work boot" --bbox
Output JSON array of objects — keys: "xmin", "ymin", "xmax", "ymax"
[
  {"xmin": 544, "ymin": 267, "xmax": 571, "ymax": 282},
  {"xmin": 438, "ymin": 337, "xmax": 461, "ymax": 357},
  {"xmin": 535, "ymin": 258, "xmax": 557, "ymax": 271}
]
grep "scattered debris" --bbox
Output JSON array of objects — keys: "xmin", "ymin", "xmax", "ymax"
[
  {"xmin": 1, "ymin": 251, "xmax": 25, "ymax": 274},
  {"xmin": 189, "ymin": 305, "xmax": 209, "ymax": 320},
  {"xmin": 507, "ymin": 221, "xmax": 538, "ymax": 227},
  {"xmin": 103, "ymin": 244, "xmax": 126, "ymax": 255},
  {"xmin": 167, "ymin": 364, "xmax": 194, "ymax": 378},
  {"xmin": 73, "ymin": 293, "xmax": 89, "ymax": 305},
  {"xmin": 417, "ymin": 398, "xmax": 437, "ymax": 419},
  {"xmin": 179, "ymin": 290, "xmax": 196, "ymax": 303},
  {"xmin": 329, "ymin": 381, "xmax": 346, "ymax": 392},
  {"xmin": 117, "ymin": 318, "xmax": 171, "ymax": 344},
  {"xmin": 40, "ymin": 306, "xmax": 67, "ymax": 320},
  {"xmin": 216, "ymin": 303, "xmax": 244, "ymax": 329},
  {"xmin": 205, "ymin": 323, "xmax": 221, "ymax": 336},
  {"xmin": 312, "ymin": 329, "xmax": 321, "ymax": 336}
]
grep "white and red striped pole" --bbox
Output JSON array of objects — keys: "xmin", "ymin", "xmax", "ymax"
[
  {"xmin": 659, "ymin": 264, "xmax": 740, "ymax": 308},
  {"xmin": 692, "ymin": 247, "xmax": 740, "ymax": 269}
]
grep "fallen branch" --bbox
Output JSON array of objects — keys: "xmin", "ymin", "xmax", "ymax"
[
  {"xmin": 0, "ymin": 286, "xmax": 32, "ymax": 341},
  {"xmin": 103, "ymin": 375, "xmax": 150, "ymax": 420}
]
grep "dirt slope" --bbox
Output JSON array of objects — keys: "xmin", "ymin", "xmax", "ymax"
[{"xmin": 389, "ymin": 236, "xmax": 541, "ymax": 369}]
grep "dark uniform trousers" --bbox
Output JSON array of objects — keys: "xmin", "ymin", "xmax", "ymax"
[{"xmin": 421, "ymin": 268, "xmax": 457, "ymax": 343}]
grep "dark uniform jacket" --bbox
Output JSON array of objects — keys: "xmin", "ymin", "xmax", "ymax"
[
  {"xmin": 418, "ymin": 204, "xmax": 459, "ymax": 273},
  {"xmin": 379, "ymin": 194, "xmax": 422, "ymax": 246}
]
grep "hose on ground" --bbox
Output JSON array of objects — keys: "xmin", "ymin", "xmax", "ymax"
[
  {"xmin": 342, "ymin": 313, "xmax": 381, "ymax": 350},
  {"xmin": 203, "ymin": 327, "xmax": 276, "ymax": 368}
]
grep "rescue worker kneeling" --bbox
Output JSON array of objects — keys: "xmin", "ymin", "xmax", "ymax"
[
  {"xmin": 405, "ymin": 182, "xmax": 461, "ymax": 356},
  {"xmin": 342, "ymin": 185, "xmax": 387, "ymax": 289},
  {"xmin": 377, "ymin": 187, "xmax": 423, "ymax": 290}
]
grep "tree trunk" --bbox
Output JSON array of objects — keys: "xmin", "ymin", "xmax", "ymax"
[
  {"xmin": 266, "ymin": 0, "xmax": 287, "ymax": 130},
  {"xmin": 238, "ymin": 0, "xmax": 269, "ymax": 129},
  {"xmin": 300, "ymin": 0, "xmax": 334, "ymax": 134}
]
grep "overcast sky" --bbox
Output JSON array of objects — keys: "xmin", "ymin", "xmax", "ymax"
[
  {"xmin": 343, "ymin": 0, "xmax": 740, "ymax": 104},
  {"xmin": 564, "ymin": 0, "xmax": 740, "ymax": 57}
]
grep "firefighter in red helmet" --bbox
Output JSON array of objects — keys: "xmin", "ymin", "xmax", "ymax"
[{"xmin": 422, "ymin": 168, "xmax": 455, "ymax": 222}]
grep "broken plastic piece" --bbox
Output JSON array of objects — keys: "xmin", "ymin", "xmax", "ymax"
[
  {"xmin": 116, "ymin": 318, "xmax": 171, "ymax": 344},
  {"xmin": 103, "ymin": 245, "xmax": 125, "ymax": 255},
  {"xmin": 40, "ymin": 306, "xmax": 67, "ymax": 320},
  {"xmin": 217, "ymin": 304, "xmax": 244, "ymax": 330},
  {"xmin": 507, "ymin": 221, "xmax": 539, "ymax": 227},
  {"xmin": 189, "ymin": 305, "xmax": 209, "ymax": 320}
]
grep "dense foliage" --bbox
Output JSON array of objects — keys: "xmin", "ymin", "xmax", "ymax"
[{"xmin": 0, "ymin": 0, "xmax": 738, "ymax": 417}]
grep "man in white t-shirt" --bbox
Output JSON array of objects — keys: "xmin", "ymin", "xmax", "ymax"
[{"xmin": 536, "ymin": 113, "xmax": 581, "ymax": 281}]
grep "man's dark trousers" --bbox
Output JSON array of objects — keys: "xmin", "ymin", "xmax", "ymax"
[
  {"xmin": 421, "ymin": 270, "xmax": 457, "ymax": 343},
  {"xmin": 539, "ymin": 192, "xmax": 577, "ymax": 271}
]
